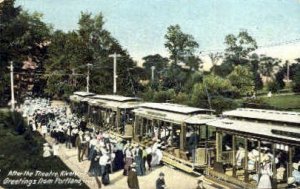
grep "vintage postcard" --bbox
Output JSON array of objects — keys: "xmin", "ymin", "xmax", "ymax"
[{"xmin": 0, "ymin": 0, "xmax": 300, "ymax": 188}]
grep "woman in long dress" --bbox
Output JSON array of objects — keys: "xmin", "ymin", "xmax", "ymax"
[
  {"xmin": 134, "ymin": 145, "xmax": 144, "ymax": 176},
  {"xmin": 257, "ymin": 161, "xmax": 273, "ymax": 189},
  {"xmin": 123, "ymin": 146, "xmax": 133, "ymax": 176},
  {"xmin": 151, "ymin": 141, "xmax": 162, "ymax": 166},
  {"xmin": 113, "ymin": 140, "xmax": 124, "ymax": 171},
  {"xmin": 88, "ymin": 146, "xmax": 102, "ymax": 176}
]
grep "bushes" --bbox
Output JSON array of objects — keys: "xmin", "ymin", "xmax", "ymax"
[
  {"xmin": 153, "ymin": 89, "xmax": 176, "ymax": 103},
  {"xmin": 1, "ymin": 111, "xmax": 26, "ymax": 135},
  {"xmin": 242, "ymin": 97, "xmax": 274, "ymax": 109},
  {"xmin": 267, "ymin": 81, "xmax": 281, "ymax": 93},
  {"xmin": 292, "ymin": 69, "xmax": 300, "ymax": 92},
  {"xmin": 211, "ymin": 96, "xmax": 239, "ymax": 114}
]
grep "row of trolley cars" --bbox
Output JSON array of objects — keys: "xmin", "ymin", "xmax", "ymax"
[{"xmin": 69, "ymin": 91, "xmax": 300, "ymax": 189}]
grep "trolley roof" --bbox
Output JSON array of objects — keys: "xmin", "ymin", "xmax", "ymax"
[
  {"xmin": 73, "ymin": 91, "xmax": 95, "ymax": 97},
  {"xmin": 92, "ymin": 95, "xmax": 140, "ymax": 102},
  {"xmin": 133, "ymin": 103, "xmax": 215, "ymax": 125},
  {"xmin": 223, "ymin": 108, "xmax": 300, "ymax": 124},
  {"xmin": 88, "ymin": 95, "xmax": 140, "ymax": 110},
  {"xmin": 138, "ymin": 103, "xmax": 214, "ymax": 115},
  {"xmin": 207, "ymin": 118, "xmax": 300, "ymax": 144},
  {"xmin": 70, "ymin": 91, "xmax": 95, "ymax": 102}
]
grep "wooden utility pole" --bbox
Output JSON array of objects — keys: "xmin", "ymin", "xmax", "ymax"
[
  {"xmin": 10, "ymin": 61, "xmax": 15, "ymax": 111},
  {"xmin": 109, "ymin": 52, "xmax": 121, "ymax": 94}
]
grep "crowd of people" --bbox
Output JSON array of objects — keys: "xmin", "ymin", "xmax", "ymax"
[{"xmin": 19, "ymin": 97, "xmax": 168, "ymax": 189}]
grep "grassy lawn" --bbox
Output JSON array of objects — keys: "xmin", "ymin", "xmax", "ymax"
[
  {"xmin": 0, "ymin": 110, "xmax": 88, "ymax": 189},
  {"xmin": 261, "ymin": 94, "xmax": 300, "ymax": 112}
]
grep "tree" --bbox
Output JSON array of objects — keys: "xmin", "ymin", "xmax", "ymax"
[
  {"xmin": 191, "ymin": 75, "xmax": 237, "ymax": 109},
  {"xmin": 274, "ymin": 62, "xmax": 288, "ymax": 90},
  {"xmin": 227, "ymin": 65, "xmax": 254, "ymax": 96},
  {"xmin": 153, "ymin": 89, "xmax": 176, "ymax": 103},
  {"xmin": 142, "ymin": 54, "xmax": 169, "ymax": 80},
  {"xmin": 0, "ymin": 0, "xmax": 51, "ymax": 104},
  {"xmin": 277, "ymin": 59, "xmax": 300, "ymax": 83},
  {"xmin": 164, "ymin": 24, "xmax": 199, "ymax": 65},
  {"xmin": 292, "ymin": 65, "xmax": 300, "ymax": 92},
  {"xmin": 44, "ymin": 31, "xmax": 85, "ymax": 98},
  {"xmin": 184, "ymin": 55, "xmax": 203, "ymax": 71},
  {"xmin": 259, "ymin": 55, "xmax": 281, "ymax": 82},
  {"xmin": 249, "ymin": 53, "xmax": 263, "ymax": 91},
  {"xmin": 214, "ymin": 60, "xmax": 235, "ymax": 77},
  {"xmin": 290, "ymin": 58, "xmax": 300, "ymax": 92},
  {"xmin": 224, "ymin": 31, "xmax": 257, "ymax": 66},
  {"xmin": 209, "ymin": 52, "xmax": 222, "ymax": 73},
  {"xmin": 183, "ymin": 71, "xmax": 203, "ymax": 92},
  {"xmin": 160, "ymin": 64, "xmax": 189, "ymax": 92},
  {"xmin": 44, "ymin": 12, "xmax": 142, "ymax": 98}
]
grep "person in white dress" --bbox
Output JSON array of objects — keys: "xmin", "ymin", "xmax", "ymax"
[
  {"xmin": 236, "ymin": 143, "xmax": 245, "ymax": 167},
  {"xmin": 43, "ymin": 143, "xmax": 52, "ymax": 158},
  {"xmin": 248, "ymin": 148, "xmax": 259, "ymax": 170},
  {"xmin": 41, "ymin": 124, "xmax": 47, "ymax": 138},
  {"xmin": 53, "ymin": 142, "xmax": 60, "ymax": 156},
  {"xmin": 257, "ymin": 160, "xmax": 273, "ymax": 189},
  {"xmin": 151, "ymin": 140, "xmax": 162, "ymax": 166}
]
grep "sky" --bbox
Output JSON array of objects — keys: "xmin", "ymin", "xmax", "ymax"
[{"xmin": 16, "ymin": 0, "xmax": 300, "ymax": 68}]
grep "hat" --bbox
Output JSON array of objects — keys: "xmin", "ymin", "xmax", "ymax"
[
  {"xmin": 288, "ymin": 177, "xmax": 295, "ymax": 184},
  {"xmin": 261, "ymin": 154, "xmax": 270, "ymax": 162},
  {"xmin": 159, "ymin": 172, "xmax": 164, "ymax": 176},
  {"xmin": 131, "ymin": 163, "xmax": 136, "ymax": 167},
  {"xmin": 292, "ymin": 163, "xmax": 299, "ymax": 170}
]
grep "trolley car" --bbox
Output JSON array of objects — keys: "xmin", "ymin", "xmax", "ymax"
[
  {"xmin": 132, "ymin": 102, "xmax": 216, "ymax": 174},
  {"xmin": 87, "ymin": 94, "xmax": 140, "ymax": 138},
  {"xmin": 69, "ymin": 91, "xmax": 95, "ymax": 117},
  {"xmin": 205, "ymin": 108, "xmax": 300, "ymax": 189},
  {"xmin": 69, "ymin": 92, "xmax": 300, "ymax": 188}
]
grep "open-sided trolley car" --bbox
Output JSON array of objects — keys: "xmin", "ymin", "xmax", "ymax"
[
  {"xmin": 132, "ymin": 102, "xmax": 216, "ymax": 173},
  {"xmin": 205, "ymin": 108, "xmax": 300, "ymax": 189},
  {"xmin": 87, "ymin": 95, "xmax": 140, "ymax": 138},
  {"xmin": 69, "ymin": 91, "xmax": 95, "ymax": 117},
  {"xmin": 69, "ymin": 92, "xmax": 300, "ymax": 188}
]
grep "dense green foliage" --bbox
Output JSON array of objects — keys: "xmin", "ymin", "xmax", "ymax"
[
  {"xmin": 0, "ymin": 110, "xmax": 88, "ymax": 189},
  {"xmin": 44, "ymin": 12, "xmax": 144, "ymax": 99},
  {"xmin": 0, "ymin": 0, "xmax": 51, "ymax": 104},
  {"xmin": 164, "ymin": 24, "xmax": 199, "ymax": 65}
]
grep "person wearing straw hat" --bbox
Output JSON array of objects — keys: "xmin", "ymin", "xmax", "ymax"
[
  {"xmin": 257, "ymin": 156, "xmax": 273, "ymax": 189},
  {"xmin": 127, "ymin": 163, "xmax": 140, "ymax": 189},
  {"xmin": 156, "ymin": 172, "xmax": 166, "ymax": 189},
  {"xmin": 292, "ymin": 162, "xmax": 300, "ymax": 184},
  {"xmin": 288, "ymin": 177, "xmax": 297, "ymax": 188}
]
